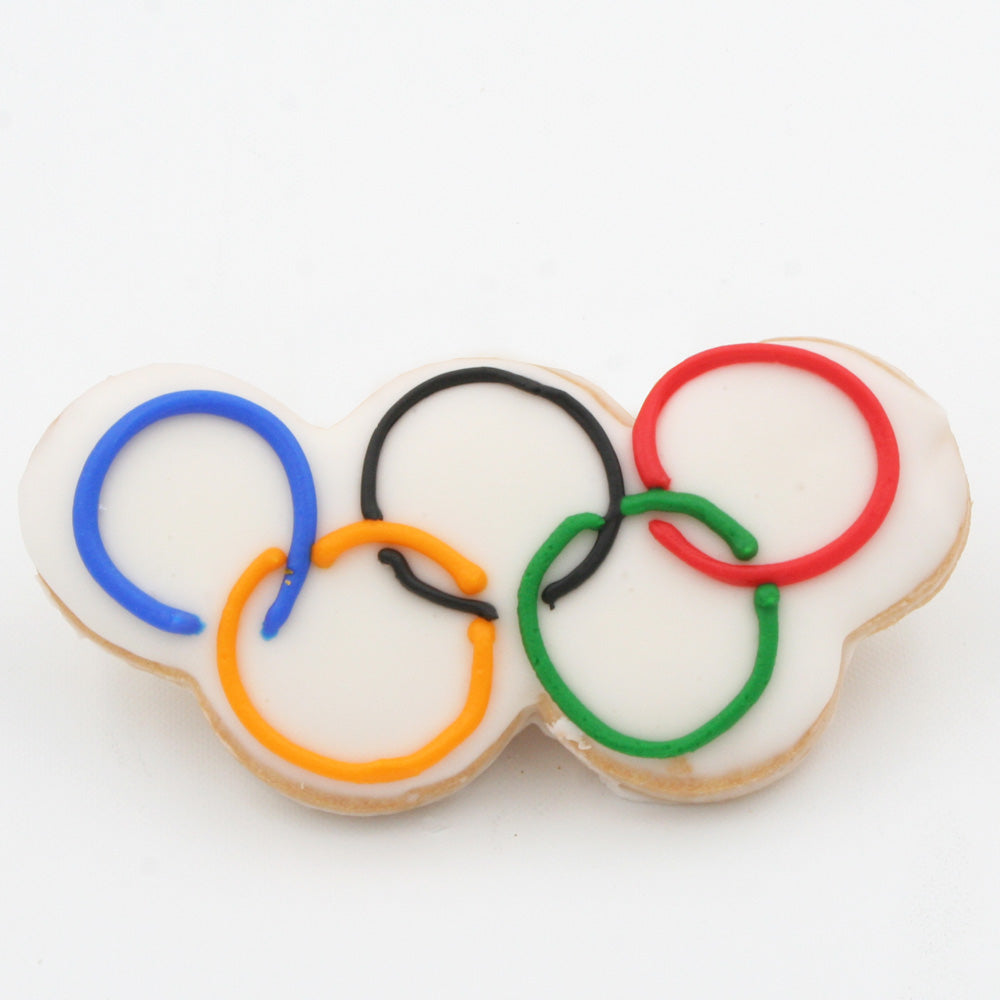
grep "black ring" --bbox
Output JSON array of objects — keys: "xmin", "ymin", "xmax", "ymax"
[{"xmin": 361, "ymin": 366, "xmax": 626, "ymax": 612}]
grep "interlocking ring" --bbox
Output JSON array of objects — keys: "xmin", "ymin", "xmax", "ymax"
[
  {"xmin": 72, "ymin": 390, "xmax": 317, "ymax": 637},
  {"xmin": 217, "ymin": 521, "xmax": 495, "ymax": 784},
  {"xmin": 632, "ymin": 343, "xmax": 900, "ymax": 587},
  {"xmin": 518, "ymin": 490, "xmax": 780, "ymax": 758},
  {"xmin": 360, "ymin": 366, "xmax": 626, "ymax": 610}
]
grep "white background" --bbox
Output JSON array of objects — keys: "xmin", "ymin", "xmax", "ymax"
[{"xmin": 2, "ymin": 3, "xmax": 998, "ymax": 998}]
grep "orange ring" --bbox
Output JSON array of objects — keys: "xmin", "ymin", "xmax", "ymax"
[{"xmin": 217, "ymin": 522, "xmax": 495, "ymax": 784}]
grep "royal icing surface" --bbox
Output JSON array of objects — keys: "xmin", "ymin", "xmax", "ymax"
[{"xmin": 19, "ymin": 341, "xmax": 969, "ymax": 811}]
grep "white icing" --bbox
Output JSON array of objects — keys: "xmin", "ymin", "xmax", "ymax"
[{"xmin": 18, "ymin": 342, "xmax": 968, "ymax": 809}]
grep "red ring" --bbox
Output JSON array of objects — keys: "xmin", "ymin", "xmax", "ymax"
[{"xmin": 632, "ymin": 343, "xmax": 900, "ymax": 587}]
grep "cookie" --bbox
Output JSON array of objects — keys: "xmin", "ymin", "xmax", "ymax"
[{"xmin": 19, "ymin": 340, "xmax": 969, "ymax": 813}]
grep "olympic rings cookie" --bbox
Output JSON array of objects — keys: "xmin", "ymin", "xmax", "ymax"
[{"xmin": 19, "ymin": 342, "xmax": 970, "ymax": 813}]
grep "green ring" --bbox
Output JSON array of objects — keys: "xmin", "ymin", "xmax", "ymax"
[{"xmin": 517, "ymin": 490, "xmax": 780, "ymax": 759}]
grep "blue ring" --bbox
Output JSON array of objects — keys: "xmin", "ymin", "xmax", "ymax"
[{"xmin": 72, "ymin": 390, "xmax": 317, "ymax": 639}]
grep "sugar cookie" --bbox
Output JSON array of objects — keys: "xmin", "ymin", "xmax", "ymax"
[{"xmin": 20, "ymin": 341, "xmax": 969, "ymax": 812}]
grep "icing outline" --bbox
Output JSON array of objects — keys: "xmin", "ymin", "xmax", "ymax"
[
  {"xmin": 632, "ymin": 343, "xmax": 900, "ymax": 586},
  {"xmin": 518, "ymin": 490, "xmax": 780, "ymax": 757},
  {"xmin": 72, "ymin": 390, "xmax": 318, "ymax": 638},
  {"xmin": 360, "ymin": 367, "xmax": 626, "ymax": 610},
  {"xmin": 218, "ymin": 523, "xmax": 495, "ymax": 783}
]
